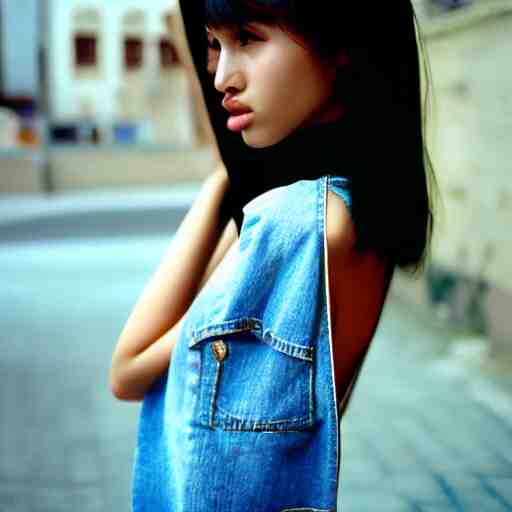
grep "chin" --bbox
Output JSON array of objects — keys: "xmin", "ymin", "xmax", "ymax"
[{"xmin": 241, "ymin": 127, "xmax": 290, "ymax": 149}]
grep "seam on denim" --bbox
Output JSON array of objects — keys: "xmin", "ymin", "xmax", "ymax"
[
  {"xmin": 309, "ymin": 361, "xmax": 315, "ymax": 426},
  {"xmin": 323, "ymin": 175, "xmax": 341, "ymax": 491},
  {"xmin": 261, "ymin": 329, "xmax": 314, "ymax": 362},
  {"xmin": 190, "ymin": 317, "xmax": 314, "ymax": 361},
  {"xmin": 263, "ymin": 329, "xmax": 312, "ymax": 352},
  {"xmin": 280, "ymin": 508, "xmax": 333, "ymax": 512},
  {"xmin": 215, "ymin": 403, "xmax": 314, "ymax": 433},
  {"xmin": 190, "ymin": 317, "xmax": 259, "ymax": 347},
  {"xmin": 208, "ymin": 360, "xmax": 222, "ymax": 429},
  {"xmin": 317, "ymin": 177, "xmax": 324, "ymax": 226},
  {"xmin": 216, "ymin": 403, "xmax": 311, "ymax": 424},
  {"xmin": 222, "ymin": 426, "xmax": 307, "ymax": 433},
  {"xmin": 221, "ymin": 425, "xmax": 312, "ymax": 433}
]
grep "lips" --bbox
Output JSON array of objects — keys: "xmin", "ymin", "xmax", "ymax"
[
  {"xmin": 222, "ymin": 95, "xmax": 255, "ymax": 132},
  {"xmin": 222, "ymin": 95, "xmax": 253, "ymax": 116},
  {"xmin": 226, "ymin": 111, "xmax": 255, "ymax": 132},
  {"xmin": 227, "ymin": 105, "xmax": 253, "ymax": 115}
]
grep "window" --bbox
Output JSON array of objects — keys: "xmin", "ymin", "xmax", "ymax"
[
  {"xmin": 125, "ymin": 37, "xmax": 143, "ymax": 70},
  {"xmin": 160, "ymin": 39, "xmax": 178, "ymax": 68},
  {"xmin": 75, "ymin": 35, "xmax": 97, "ymax": 67}
]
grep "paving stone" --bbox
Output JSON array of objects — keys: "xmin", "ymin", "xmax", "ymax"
[
  {"xmin": 480, "ymin": 477, "xmax": 512, "ymax": 509},
  {"xmin": 340, "ymin": 492, "xmax": 411, "ymax": 512}
]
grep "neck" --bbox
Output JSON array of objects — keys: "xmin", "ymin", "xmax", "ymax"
[
  {"xmin": 276, "ymin": 111, "xmax": 350, "ymax": 172},
  {"xmin": 249, "ymin": 110, "xmax": 353, "ymax": 195}
]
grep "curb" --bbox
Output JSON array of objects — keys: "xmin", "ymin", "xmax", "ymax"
[{"xmin": 0, "ymin": 183, "xmax": 201, "ymax": 226}]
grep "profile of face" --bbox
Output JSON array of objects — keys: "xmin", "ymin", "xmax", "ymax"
[{"xmin": 206, "ymin": 22, "xmax": 347, "ymax": 148}]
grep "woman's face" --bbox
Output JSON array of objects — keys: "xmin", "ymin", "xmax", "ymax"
[{"xmin": 206, "ymin": 22, "xmax": 345, "ymax": 148}]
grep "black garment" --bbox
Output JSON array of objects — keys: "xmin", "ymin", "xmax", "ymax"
[{"xmin": 220, "ymin": 113, "xmax": 355, "ymax": 234}]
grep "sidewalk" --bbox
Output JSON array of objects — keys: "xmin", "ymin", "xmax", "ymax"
[
  {"xmin": 0, "ymin": 184, "xmax": 201, "ymax": 226},
  {"xmin": 341, "ymin": 294, "xmax": 512, "ymax": 511}
]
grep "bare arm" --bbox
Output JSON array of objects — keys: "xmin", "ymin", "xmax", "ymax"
[
  {"xmin": 110, "ymin": 165, "xmax": 237, "ymax": 400},
  {"xmin": 195, "ymin": 217, "xmax": 239, "ymax": 293},
  {"xmin": 111, "ymin": 216, "xmax": 239, "ymax": 402}
]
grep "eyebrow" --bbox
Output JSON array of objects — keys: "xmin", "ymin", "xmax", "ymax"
[{"xmin": 205, "ymin": 22, "xmax": 267, "ymax": 39}]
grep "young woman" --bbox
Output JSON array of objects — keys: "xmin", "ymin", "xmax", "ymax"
[{"xmin": 110, "ymin": 1, "xmax": 438, "ymax": 510}]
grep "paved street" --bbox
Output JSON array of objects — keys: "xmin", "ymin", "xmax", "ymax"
[
  {"xmin": 341, "ymin": 297, "xmax": 512, "ymax": 511},
  {"xmin": 0, "ymin": 198, "xmax": 511, "ymax": 511}
]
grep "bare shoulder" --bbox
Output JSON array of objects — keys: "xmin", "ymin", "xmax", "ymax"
[{"xmin": 325, "ymin": 189, "xmax": 357, "ymax": 257}]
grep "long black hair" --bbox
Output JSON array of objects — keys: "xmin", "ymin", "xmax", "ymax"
[{"xmin": 197, "ymin": 0, "xmax": 439, "ymax": 276}]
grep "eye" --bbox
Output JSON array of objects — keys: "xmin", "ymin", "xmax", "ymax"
[
  {"xmin": 236, "ymin": 28, "xmax": 261, "ymax": 47},
  {"xmin": 207, "ymin": 28, "xmax": 260, "ymax": 50},
  {"xmin": 207, "ymin": 35, "xmax": 221, "ymax": 52},
  {"xmin": 205, "ymin": 26, "xmax": 262, "ymax": 74}
]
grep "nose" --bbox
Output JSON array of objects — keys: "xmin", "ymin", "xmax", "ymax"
[{"xmin": 213, "ymin": 49, "xmax": 245, "ymax": 94}]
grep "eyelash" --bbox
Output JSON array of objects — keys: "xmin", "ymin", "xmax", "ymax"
[
  {"xmin": 238, "ymin": 29, "xmax": 259, "ymax": 47},
  {"xmin": 207, "ymin": 29, "xmax": 260, "ymax": 51}
]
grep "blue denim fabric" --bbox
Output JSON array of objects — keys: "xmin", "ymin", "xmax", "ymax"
[{"xmin": 132, "ymin": 174, "xmax": 351, "ymax": 512}]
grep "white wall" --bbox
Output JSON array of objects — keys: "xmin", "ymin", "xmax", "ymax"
[
  {"xmin": 47, "ymin": 0, "xmax": 178, "ymax": 139},
  {"xmin": 424, "ymin": 6, "xmax": 512, "ymax": 291},
  {"xmin": 0, "ymin": 0, "xmax": 39, "ymax": 97}
]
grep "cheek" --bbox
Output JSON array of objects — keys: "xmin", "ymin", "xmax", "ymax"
[
  {"xmin": 262, "ymin": 51, "xmax": 330, "ymax": 116},
  {"xmin": 268, "ymin": 48, "xmax": 306, "ymax": 89}
]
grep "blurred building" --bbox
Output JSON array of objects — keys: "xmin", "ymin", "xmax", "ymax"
[
  {"xmin": 0, "ymin": 0, "xmax": 40, "ymax": 99},
  {"xmin": 0, "ymin": 0, "xmax": 216, "ymax": 195},
  {"xmin": 393, "ymin": 0, "xmax": 512, "ymax": 358},
  {"xmin": 0, "ymin": 0, "xmax": 46, "ymax": 192},
  {"xmin": 0, "ymin": 0, "xmax": 42, "ymax": 145},
  {"xmin": 47, "ymin": 0, "xmax": 194, "ymax": 147}
]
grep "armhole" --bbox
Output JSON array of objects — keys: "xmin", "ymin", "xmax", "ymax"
[{"xmin": 327, "ymin": 175, "xmax": 352, "ymax": 214}]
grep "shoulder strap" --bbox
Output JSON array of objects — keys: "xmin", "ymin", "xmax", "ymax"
[{"xmin": 327, "ymin": 175, "xmax": 352, "ymax": 212}]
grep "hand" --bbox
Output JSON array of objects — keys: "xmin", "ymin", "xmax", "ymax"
[
  {"xmin": 201, "ymin": 162, "xmax": 233, "ymax": 231},
  {"xmin": 210, "ymin": 162, "xmax": 230, "ymax": 191}
]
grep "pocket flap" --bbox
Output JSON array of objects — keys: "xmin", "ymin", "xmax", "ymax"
[
  {"xmin": 189, "ymin": 317, "xmax": 260, "ymax": 348},
  {"xmin": 189, "ymin": 317, "xmax": 314, "ymax": 362}
]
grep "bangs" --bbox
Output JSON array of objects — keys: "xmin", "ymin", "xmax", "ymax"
[{"xmin": 204, "ymin": 0, "xmax": 291, "ymax": 29}]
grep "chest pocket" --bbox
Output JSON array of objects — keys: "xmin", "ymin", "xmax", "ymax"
[{"xmin": 188, "ymin": 317, "xmax": 315, "ymax": 432}]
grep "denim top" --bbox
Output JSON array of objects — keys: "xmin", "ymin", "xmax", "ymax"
[{"xmin": 132, "ymin": 175, "xmax": 352, "ymax": 512}]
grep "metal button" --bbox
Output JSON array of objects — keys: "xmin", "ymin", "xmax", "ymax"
[
  {"xmin": 250, "ymin": 319, "xmax": 261, "ymax": 330},
  {"xmin": 211, "ymin": 339, "xmax": 227, "ymax": 362}
]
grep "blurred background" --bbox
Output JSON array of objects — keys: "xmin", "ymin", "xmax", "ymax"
[{"xmin": 0, "ymin": 0, "xmax": 511, "ymax": 510}]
